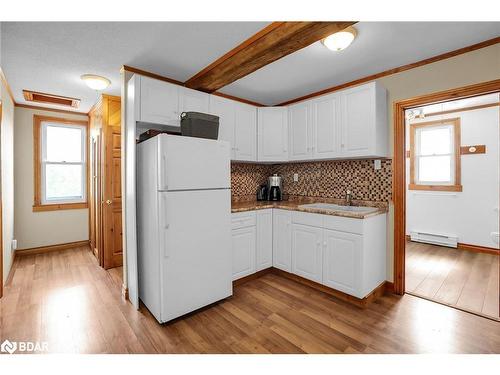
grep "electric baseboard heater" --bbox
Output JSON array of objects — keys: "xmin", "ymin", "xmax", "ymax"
[{"xmin": 409, "ymin": 231, "xmax": 458, "ymax": 248}]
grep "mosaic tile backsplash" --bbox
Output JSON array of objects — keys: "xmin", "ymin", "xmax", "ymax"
[{"xmin": 231, "ymin": 159, "xmax": 392, "ymax": 203}]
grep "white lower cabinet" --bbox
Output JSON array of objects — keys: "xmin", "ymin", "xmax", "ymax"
[
  {"xmin": 322, "ymin": 229, "xmax": 362, "ymax": 296},
  {"xmin": 291, "ymin": 224, "xmax": 323, "ymax": 283},
  {"xmin": 256, "ymin": 209, "xmax": 273, "ymax": 271},
  {"xmin": 231, "ymin": 226, "xmax": 256, "ymax": 281},
  {"xmin": 272, "ymin": 209, "xmax": 292, "ymax": 272}
]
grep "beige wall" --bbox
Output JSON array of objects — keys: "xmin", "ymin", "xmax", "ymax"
[
  {"xmin": 14, "ymin": 107, "xmax": 89, "ymax": 249},
  {"xmin": 1, "ymin": 72, "xmax": 15, "ymax": 284},
  {"xmin": 376, "ymin": 43, "xmax": 500, "ymax": 280}
]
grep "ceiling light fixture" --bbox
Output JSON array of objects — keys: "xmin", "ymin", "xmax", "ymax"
[
  {"xmin": 81, "ymin": 74, "xmax": 111, "ymax": 90},
  {"xmin": 322, "ymin": 26, "xmax": 357, "ymax": 52}
]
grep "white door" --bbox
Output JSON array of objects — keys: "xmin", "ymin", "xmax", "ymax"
[
  {"xmin": 234, "ymin": 102, "xmax": 257, "ymax": 161},
  {"xmin": 232, "ymin": 226, "xmax": 256, "ymax": 280},
  {"xmin": 312, "ymin": 94, "xmax": 340, "ymax": 159},
  {"xmin": 157, "ymin": 134, "xmax": 230, "ymax": 191},
  {"xmin": 322, "ymin": 229, "xmax": 362, "ymax": 297},
  {"xmin": 179, "ymin": 87, "xmax": 210, "ymax": 113},
  {"xmin": 288, "ymin": 102, "xmax": 311, "ymax": 161},
  {"xmin": 140, "ymin": 76, "xmax": 180, "ymax": 126},
  {"xmin": 272, "ymin": 209, "xmax": 292, "ymax": 272},
  {"xmin": 258, "ymin": 107, "xmax": 288, "ymax": 161},
  {"xmin": 341, "ymin": 84, "xmax": 374, "ymax": 157},
  {"xmin": 256, "ymin": 209, "xmax": 273, "ymax": 271},
  {"xmin": 292, "ymin": 224, "xmax": 323, "ymax": 283},
  {"xmin": 209, "ymin": 95, "xmax": 235, "ymax": 158},
  {"xmin": 160, "ymin": 189, "xmax": 232, "ymax": 322}
]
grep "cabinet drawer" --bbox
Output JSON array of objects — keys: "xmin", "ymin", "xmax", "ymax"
[
  {"xmin": 292, "ymin": 211, "xmax": 323, "ymax": 228},
  {"xmin": 323, "ymin": 215, "xmax": 363, "ymax": 234},
  {"xmin": 231, "ymin": 211, "xmax": 256, "ymax": 229}
]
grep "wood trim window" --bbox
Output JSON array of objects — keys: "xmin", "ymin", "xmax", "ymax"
[
  {"xmin": 409, "ymin": 118, "xmax": 462, "ymax": 192},
  {"xmin": 33, "ymin": 115, "xmax": 89, "ymax": 211}
]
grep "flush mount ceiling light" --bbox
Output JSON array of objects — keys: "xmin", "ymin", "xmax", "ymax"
[
  {"xmin": 81, "ymin": 74, "xmax": 111, "ymax": 90},
  {"xmin": 322, "ymin": 26, "xmax": 357, "ymax": 51}
]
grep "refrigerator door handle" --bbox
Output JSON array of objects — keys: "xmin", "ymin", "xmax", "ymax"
[
  {"xmin": 159, "ymin": 153, "xmax": 168, "ymax": 191},
  {"xmin": 163, "ymin": 223, "xmax": 170, "ymax": 258}
]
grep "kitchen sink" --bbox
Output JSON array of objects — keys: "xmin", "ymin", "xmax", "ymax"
[{"xmin": 298, "ymin": 203, "xmax": 379, "ymax": 214}]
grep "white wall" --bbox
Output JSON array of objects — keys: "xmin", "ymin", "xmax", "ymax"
[
  {"xmin": 406, "ymin": 105, "xmax": 499, "ymax": 248},
  {"xmin": 1, "ymin": 73, "xmax": 15, "ymax": 284},
  {"xmin": 14, "ymin": 106, "xmax": 89, "ymax": 249}
]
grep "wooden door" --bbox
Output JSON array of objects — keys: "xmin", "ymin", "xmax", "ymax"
[
  {"xmin": 102, "ymin": 96, "xmax": 123, "ymax": 269},
  {"xmin": 292, "ymin": 224, "xmax": 323, "ymax": 283},
  {"xmin": 89, "ymin": 102, "xmax": 103, "ymax": 264}
]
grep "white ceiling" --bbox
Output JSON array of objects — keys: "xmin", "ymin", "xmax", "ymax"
[
  {"xmin": 221, "ymin": 22, "xmax": 500, "ymax": 105},
  {"xmin": 0, "ymin": 22, "xmax": 269, "ymax": 112},
  {"xmin": 1, "ymin": 22, "xmax": 499, "ymax": 112}
]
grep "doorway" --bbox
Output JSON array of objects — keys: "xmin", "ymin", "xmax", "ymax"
[{"xmin": 393, "ymin": 79, "xmax": 500, "ymax": 320}]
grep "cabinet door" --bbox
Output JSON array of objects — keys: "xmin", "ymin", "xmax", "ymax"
[
  {"xmin": 140, "ymin": 76, "xmax": 180, "ymax": 126},
  {"xmin": 322, "ymin": 229, "xmax": 362, "ymax": 297},
  {"xmin": 258, "ymin": 107, "xmax": 288, "ymax": 161},
  {"xmin": 312, "ymin": 94, "xmax": 340, "ymax": 159},
  {"xmin": 232, "ymin": 226, "xmax": 256, "ymax": 281},
  {"xmin": 256, "ymin": 209, "xmax": 273, "ymax": 271},
  {"xmin": 234, "ymin": 102, "xmax": 257, "ymax": 161},
  {"xmin": 288, "ymin": 102, "xmax": 311, "ymax": 161},
  {"xmin": 272, "ymin": 209, "xmax": 292, "ymax": 272},
  {"xmin": 179, "ymin": 87, "xmax": 209, "ymax": 113},
  {"xmin": 292, "ymin": 224, "xmax": 323, "ymax": 283},
  {"xmin": 340, "ymin": 84, "xmax": 374, "ymax": 157},
  {"xmin": 209, "ymin": 95, "xmax": 235, "ymax": 158}
]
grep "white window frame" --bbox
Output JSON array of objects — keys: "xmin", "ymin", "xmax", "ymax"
[
  {"xmin": 414, "ymin": 123, "xmax": 455, "ymax": 186},
  {"xmin": 40, "ymin": 121, "xmax": 87, "ymax": 205}
]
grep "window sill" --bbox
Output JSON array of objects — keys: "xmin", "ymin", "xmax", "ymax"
[
  {"xmin": 33, "ymin": 202, "xmax": 88, "ymax": 212},
  {"xmin": 408, "ymin": 184, "xmax": 463, "ymax": 192}
]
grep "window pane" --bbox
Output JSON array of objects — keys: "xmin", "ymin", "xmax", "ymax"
[
  {"xmin": 46, "ymin": 125, "xmax": 83, "ymax": 162},
  {"xmin": 418, "ymin": 155, "xmax": 452, "ymax": 183},
  {"xmin": 45, "ymin": 164, "xmax": 83, "ymax": 200},
  {"xmin": 419, "ymin": 127, "xmax": 451, "ymax": 155}
]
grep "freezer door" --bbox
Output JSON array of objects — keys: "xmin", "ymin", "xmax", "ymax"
[
  {"xmin": 159, "ymin": 189, "xmax": 232, "ymax": 323},
  {"xmin": 157, "ymin": 134, "xmax": 230, "ymax": 191}
]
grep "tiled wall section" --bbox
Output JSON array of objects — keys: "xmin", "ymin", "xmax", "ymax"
[{"xmin": 231, "ymin": 159, "xmax": 392, "ymax": 202}]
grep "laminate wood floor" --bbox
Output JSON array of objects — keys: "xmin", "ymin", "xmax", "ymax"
[
  {"xmin": 405, "ymin": 241, "xmax": 499, "ymax": 319},
  {"xmin": 1, "ymin": 246, "xmax": 499, "ymax": 354}
]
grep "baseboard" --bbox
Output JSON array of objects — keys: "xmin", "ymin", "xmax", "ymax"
[
  {"xmin": 232, "ymin": 267, "xmax": 273, "ymax": 287},
  {"xmin": 122, "ymin": 284, "xmax": 129, "ymax": 300},
  {"xmin": 16, "ymin": 240, "xmax": 90, "ymax": 256},
  {"xmin": 269, "ymin": 268, "xmax": 388, "ymax": 308},
  {"xmin": 406, "ymin": 235, "xmax": 499, "ymax": 256},
  {"xmin": 384, "ymin": 281, "xmax": 395, "ymax": 294}
]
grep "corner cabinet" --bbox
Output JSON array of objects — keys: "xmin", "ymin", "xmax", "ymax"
[
  {"xmin": 272, "ymin": 209, "xmax": 292, "ymax": 272},
  {"xmin": 258, "ymin": 107, "xmax": 288, "ymax": 162},
  {"xmin": 209, "ymin": 95, "xmax": 257, "ymax": 162}
]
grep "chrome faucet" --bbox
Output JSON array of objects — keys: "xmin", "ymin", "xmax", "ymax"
[{"xmin": 346, "ymin": 189, "xmax": 352, "ymax": 206}]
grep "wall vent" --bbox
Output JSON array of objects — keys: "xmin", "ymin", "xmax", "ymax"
[
  {"xmin": 410, "ymin": 231, "xmax": 458, "ymax": 248},
  {"xmin": 23, "ymin": 90, "xmax": 80, "ymax": 108}
]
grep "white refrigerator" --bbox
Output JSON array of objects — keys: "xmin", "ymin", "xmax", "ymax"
[{"xmin": 136, "ymin": 134, "xmax": 232, "ymax": 323}]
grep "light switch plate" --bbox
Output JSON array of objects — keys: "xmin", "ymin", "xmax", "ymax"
[
  {"xmin": 374, "ymin": 160, "xmax": 382, "ymax": 170},
  {"xmin": 293, "ymin": 173, "xmax": 299, "ymax": 182}
]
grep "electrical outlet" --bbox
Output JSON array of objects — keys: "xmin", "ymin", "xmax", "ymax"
[
  {"xmin": 374, "ymin": 159, "xmax": 381, "ymax": 170},
  {"xmin": 293, "ymin": 173, "xmax": 299, "ymax": 182}
]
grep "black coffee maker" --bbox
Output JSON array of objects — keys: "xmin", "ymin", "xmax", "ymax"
[
  {"xmin": 256, "ymin": 184, "xmax": 268, "ymax": 201},
  {"xmin": 268, "ymin": 174, "xmax": 282, "ymax": 201}
]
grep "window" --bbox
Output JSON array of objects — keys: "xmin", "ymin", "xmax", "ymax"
[
  {"xmin": 33, "ymin": 115, "xmax": 89, "ymax": 211},
  {"xmin": 409, "ymin": 118, "xmax": 462, "ymax": 192}
]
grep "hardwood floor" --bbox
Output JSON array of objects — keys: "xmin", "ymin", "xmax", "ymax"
[
  {"xmin": 406, "ymin": 241, "xmax": 499, "ymax": 319},
  {"xmin": 1, "ymin": 246, "xmax": 500, "ymax": 354}
]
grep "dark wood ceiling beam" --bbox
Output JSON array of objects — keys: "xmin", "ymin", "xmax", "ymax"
[{"xmin": 184, "ymin": 21, "xmax": 357, "ymax": 93}]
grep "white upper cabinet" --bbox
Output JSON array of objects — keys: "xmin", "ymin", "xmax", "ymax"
[
  {"xmin": 209, "ymin": 95, "xmax": 257, "ymax": 162},
  {"xmin": 340, "ymin": 82, "xmax": 387, "ymax": 158},
  {"xmin": 288, "ymin": 102, "xmax": 312, "ymax": 161},
  {"xmin": 258, "ymin": 107, "xmax": 288, "ymax": 162},
  {"xmin": 179, "ymin": 86, "xmax": 209, "ymax": 113},
  {"xmin": 234, "ymin": 102, "xmax": 257, "ymax": 161},
  {"xmin": 311, "ymin": 93, "xmax": 341, "ymax": 159},
  {"xmin": 139, "ymin": 76, "xmax": 180, "ymax": 126}
]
